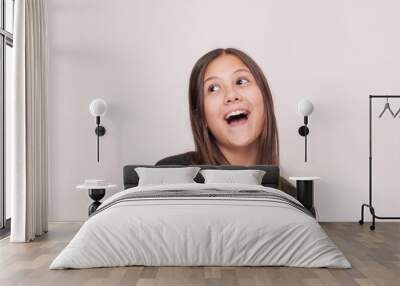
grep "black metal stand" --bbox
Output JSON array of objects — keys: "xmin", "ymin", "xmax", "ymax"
[
  {"xmin": 359, "ymin": 95, "xmax": 400, "ymax": 230},
  {"xmin": 298, "ymin": 116, "xmax": 310, "ymax": 162},
  {"xmin": 94, "ymin": 116, "xmax": 106, "ymax": 163},
  {"xmin": 88, "ymin": 188, "xmax": 105, "ymax": 216}
]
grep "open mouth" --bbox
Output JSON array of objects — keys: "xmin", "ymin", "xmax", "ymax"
[{"xmin": 224, "ymin": 109, "xmax": 250, "ymax": 126}]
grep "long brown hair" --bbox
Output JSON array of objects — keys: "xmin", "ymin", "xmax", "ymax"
[{"xmin": 189, "ymin": 48, "xmax": 279, "ymax": 166}]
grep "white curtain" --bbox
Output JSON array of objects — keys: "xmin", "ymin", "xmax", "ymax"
[{"xmin": 9, "ymin": 0, "xmax": 48, "ymax": 242}]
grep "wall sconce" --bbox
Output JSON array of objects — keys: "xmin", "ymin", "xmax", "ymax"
[
  {"xmin": 89, "ymin": 99, "xmax": 107, "ymax": 162},
  {"xmin": 297, "ymin": 99, "xmax": 314, "ymax": 162}
]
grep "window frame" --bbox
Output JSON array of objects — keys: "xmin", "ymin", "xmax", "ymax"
[{"xmin": 0, "ymin": 0, "xmax": 14, "ymax": 232}]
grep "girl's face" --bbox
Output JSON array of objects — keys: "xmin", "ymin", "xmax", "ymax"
[{"xmin": 203, "ymin": 54, "xmax": 265, "ymax": 150}]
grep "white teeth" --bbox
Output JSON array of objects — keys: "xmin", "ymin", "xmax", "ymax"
[{"xmin": 225, "ymin": 110, "xmax": 248, "ymax": 120}]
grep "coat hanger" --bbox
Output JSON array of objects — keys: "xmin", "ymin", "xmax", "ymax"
[{"xmin": 378, "ymin": 97, "xmax": 395, "ymax": 118}]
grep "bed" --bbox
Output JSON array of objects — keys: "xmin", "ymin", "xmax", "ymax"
[{"xmin": 49, "ymin": 165, "xmax": 351, "ymax": 269}]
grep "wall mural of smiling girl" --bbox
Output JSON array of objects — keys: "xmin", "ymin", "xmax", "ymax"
[{"xmin": 157, "ymin": 48, "xmax": 280, "ymax": 167}]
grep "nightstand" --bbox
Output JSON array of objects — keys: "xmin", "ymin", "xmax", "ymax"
[
  {"xmin": 76, "ymin": 181, "xmax": 117, "ymax": 216},
  {"xmin": 289, "ymin": 176, "xmax": 320, "ymax": 217}
]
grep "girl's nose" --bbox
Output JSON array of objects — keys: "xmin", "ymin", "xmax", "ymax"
[{"xmin": 224, "ymin": 88, "xmax": 242, "ymax": 104}]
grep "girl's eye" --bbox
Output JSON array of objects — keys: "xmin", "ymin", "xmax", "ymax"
[
  {"xmin": 208, "ymin": 84, "xmax": 220, "ymax": 93},
  {"xmin": 236, "ymin": 78, "xmax": 249, "ymax": 85}
]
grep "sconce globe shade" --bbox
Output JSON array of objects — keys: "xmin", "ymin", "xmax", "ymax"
[
  {"xmin": 89, "ymin": 99, "xmax": 107, "ymax": 117},
  {"xmin": 297, "ymin": 99, "xmax": 314, "ymax": 116}
]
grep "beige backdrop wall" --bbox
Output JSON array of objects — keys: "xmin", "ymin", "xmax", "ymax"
[{"xmin": 46, "ymin": 0, "xmax": 400, "ymax": 222}]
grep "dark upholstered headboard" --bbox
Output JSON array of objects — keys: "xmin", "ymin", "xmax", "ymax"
[{"xmin": 123, "ymin": 165, "xmax": 280, "ymax": 190}]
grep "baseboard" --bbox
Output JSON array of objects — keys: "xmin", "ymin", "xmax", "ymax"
[{"xmin": 48, "ymin": 220, "xmax": 86, "ymax": 223}]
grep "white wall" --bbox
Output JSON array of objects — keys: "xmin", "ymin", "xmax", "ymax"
[{"xmin": 47, "ymin": 0, "xmax": 400, "ymax": 222}]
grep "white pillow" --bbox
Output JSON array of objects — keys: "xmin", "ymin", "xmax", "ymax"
[
  {"xmin": 135, "ymin": 167, "xmax": 201, "ymax": 186},
  {"xmin": 200, "ymin": 169, "xmax": 266, "ymax": 185}
]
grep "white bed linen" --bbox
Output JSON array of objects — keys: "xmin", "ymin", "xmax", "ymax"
[{"xmin": 50, "ymin": 183, "xmax": 351, "ymax": 269}]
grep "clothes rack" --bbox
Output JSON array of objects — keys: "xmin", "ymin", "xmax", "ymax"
[{"xmin": 359, "ymin": 95, "xmax": 400, "ymax": 230}]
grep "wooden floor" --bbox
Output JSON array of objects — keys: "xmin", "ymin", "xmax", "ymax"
[{"xmin": 0, "ymin": 222, "xmax": 399, "ymax": 286}]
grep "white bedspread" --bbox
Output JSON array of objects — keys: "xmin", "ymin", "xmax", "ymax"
[{"xmin": 50, "ymin": 183, "xmax": 351, "ymax": 269}]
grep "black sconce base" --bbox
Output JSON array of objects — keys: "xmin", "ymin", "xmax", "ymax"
[
  {"xmin": 298, "ymin": 126, "xmax": 309, "ymax": 136},
  {"xmin": 95, "ymin": 126, "xmax": 106, "ymax": 136}
]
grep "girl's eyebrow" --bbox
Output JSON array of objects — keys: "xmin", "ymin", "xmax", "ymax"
[
  {"xmin": 233, "ymin": 68, "xmax": 251, "ymax": 74},
  {"xmin": 204, "ymin": 68, "xmax": 251, "ymax": 83},
  {"xmin": 204, "ymin": 76, "xmax": 219, "ymax": 83}
]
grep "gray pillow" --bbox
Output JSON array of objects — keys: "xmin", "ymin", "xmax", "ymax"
[
  {"xmin": 135, "ymin": 167, "xmax": 201, "ymax": 186},
  {"xmin": 200, "ymin": 169, "xmax": 266, "ymax": 185}
]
